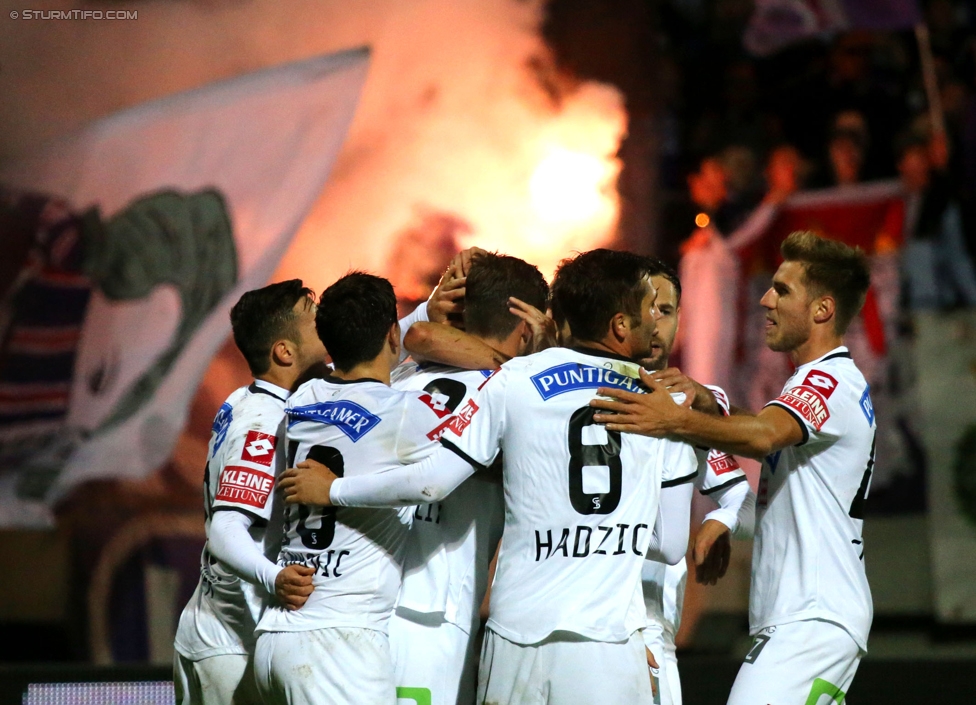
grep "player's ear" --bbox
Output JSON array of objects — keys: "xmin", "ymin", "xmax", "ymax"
[
  {"xmin": 388, "ymin": 321, "xmax": 401, "ymax": 357},
  {"xmin": 610, "ymin": 311, "xmax": 629, "ymax": 343},
  {"xmin": 812, "ymin": 295, "xmax": 835, "ymax": 325},
  {"xmin": 271, "ymin": 338, "xmax": 296, "ymax": 367}
]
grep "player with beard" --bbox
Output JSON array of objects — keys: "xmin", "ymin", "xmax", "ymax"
[
  {"xmin": 635, "ymin": 260, "xmax": 756, "ymax": 705},
  {"xmin": 283, "ymin": 249, "xmax": 699, "ymax": 704},
  {"xmin": 174, "ymin": 280, "xmax": 324, "ymax": 705},
  {"xmin": 591, "ymin": 232, "xmax": 874, "ymax": 705}
]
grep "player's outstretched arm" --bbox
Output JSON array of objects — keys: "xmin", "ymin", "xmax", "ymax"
[
  {"xmin": 404, "ymin": 322, "xmax": 508, "ymax": 369},
  {"xmin": 281, "ymin": 447, "xmax": 477, "ymax": 508},
  {"xmin": 209, "ymin": 511, "xmax": 314, "ymax": 609},
  {"xmin": 590, "ymin": 369, "xmax": 803, "ymax": 460}
]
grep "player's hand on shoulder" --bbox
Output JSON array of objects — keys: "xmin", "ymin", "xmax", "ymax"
[
  {"xmin": 650, "ymin": 367, "xmax": 719, "ymax": 412},
  {"xmin": 508, "ymin": 296, "xmax": 557, "ymax": 353},
  {"xmin": 275, "ymin": 564, "xmax": 315, "ymax": 610},
  {"xmin": 590, "ymin": 368, "xmax": 683, "ymax": 437},
  {"xmin": 279, "ymin": 459, "xmax": 338, "ymax": 506},
  {"xmin": 693, "ymin": 519, "xmax": 732, "ymax": 586}
]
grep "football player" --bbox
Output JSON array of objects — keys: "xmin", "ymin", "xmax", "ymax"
[
  {"xmin": 591, "ymin": 231, "xmax": 874, "ymax": 704},
  {"xmin": 286, "ymin": 249, "xmax": 700, "ymax": 704},
  {"xmin": 634, "ymin": 260, "xmax": 756, "ymax": 705},
  {"xmin": 388, "ymin": 252, "xmax": 549, "ymax": 705},
  {"xmin": 253, "ymin": 273, "xmax": 450, "ymax": 705},
  {"xmin": 173, "ymin": 280, "xmax": 324, "ymax": 705}
]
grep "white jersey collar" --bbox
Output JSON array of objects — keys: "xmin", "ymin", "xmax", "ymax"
[
  {"xmin": 250, "ymin": 378, "xmax": 290, "ymax": 401},
  {"xmin": 797, "ymin": 346, "xmax": 851, "ymax": 371}
]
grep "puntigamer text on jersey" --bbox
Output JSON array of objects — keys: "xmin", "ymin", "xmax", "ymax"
[
  {"xmin": 530, "ymin": 363, "xmax": 647, "ymax": 401},
  {"xmin": 287, "ymin": 400, "xmax": 382, "ymax": 441}
]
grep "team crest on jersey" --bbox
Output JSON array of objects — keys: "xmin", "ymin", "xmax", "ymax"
[
  {"xmin": 287, "ymin": 401, "xmax": 381, "ymax": 442},
  {"xmin": 241, "ymin": 430, "xmax": 277, "ymax": 466},
  {"xmin": 777, "ymin": 386, "xmax": 830, "ymax": 430},
  {"xmin": 530, "ymin": 363, "xmax": 645, "ymax": 401},
  {"xmin": 427, "ymin": 399, "xmax": 479, "ymax": 441},
  {"xmin": 802, "ymin": 369, "xmax": 839, "ymax": 398},
  {"xmin": 707, "ymin": 450, "xmax": 740, "ymax": 475},
  {"xmin": 215, "ymin": 465, "xmax": 274, "ymax": 508},
  {"xmin": 211, "ymin": 402, "xmax": 233, "ymax": 453}
]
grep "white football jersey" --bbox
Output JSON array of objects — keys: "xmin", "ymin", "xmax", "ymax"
[
  {"xmin": 642, "ymin": 385, "xmax": 748, "ymax": 638},
  {"xmin": 753, "ymin": 346, "xmax": 874, "ymax": 650},
  {"xmin": 444, "ymin": 346, "xmax": 698, "ymax": 645},
  {"xmin": 391, "ymin": 362, "xmax": 505, "ymax": 633},
  {"xmin": 175, "ymin": 380, "xmax": 288, "ymax": 660},
  {"xmin": 255, "ymin": 376, "xmax": 444, "ymax": 635}
]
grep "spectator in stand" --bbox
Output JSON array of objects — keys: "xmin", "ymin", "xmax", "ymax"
[
  {"xmin": 827, "ymin": 111, "xmax": 869, "ymax": 186},
  {"xmin": 898, "ymin": 136, "xmax": 976, "ymax": 309},
  {"xmin": 763, "ymin": 144, "xmax": 807, "ymax": 204}
]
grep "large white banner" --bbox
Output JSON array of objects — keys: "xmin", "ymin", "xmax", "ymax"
[{"xmin": 0, "ymin": 48, "xmax": 369, "ymax": 526}]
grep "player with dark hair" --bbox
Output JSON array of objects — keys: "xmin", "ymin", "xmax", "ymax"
[
  {"xmin": 252, "ymin": 272, "xmax": 455, "ymax": 705},
  {"xmin": 382, "ymin": 251, "xmax": 549, "ymax": 705},
  {"xmin": 591, "ymin": 231, "xmax": 875, "ymax": 704},
  {"xmin": 282, "ymin": 248, "xmax": 699, "ymax": 704},
  {"xmin": 634, "ymin": 257, "xmax": 756, "ymax": 705},
  {"xmin": 174, "ymin": 279, "xmax": 323, "ymax": 705}
]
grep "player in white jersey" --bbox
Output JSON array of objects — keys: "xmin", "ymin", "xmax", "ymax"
[
  {"xmin": 630, "ymin": 263, "xmax": 756, "ymax": 705},
  {"xmin": 172, "ymin": 268, "xmax": 470, "ymax": 705},
  {"xmin": 591, "ymin": 231, "xmax": 874, "ymax": 704},
  {"xmin": 254, "ymin": 272, "xmax": 453, "ymax": 705},
  {"xmin": 286, "ymin": 249, "xmax": 700, "ymax": 704},
  {"xmin": 174, "ymin": 280, "xmax": 326, "ymax": 705},
  {"xmin": 389, "ymin": 253, "xmax": 550, "ymax": 705}
]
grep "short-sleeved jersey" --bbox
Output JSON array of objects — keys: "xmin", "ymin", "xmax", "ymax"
[
  {"xmin": 443, "ymin": 346, "xmax": 698, "ymax": 645},
  {"xmin": 642, "ymin": 385, "xmax": 748, "ymax": 638},
  {"xmin": 255, "ymin": 376, "xmax": 444, "ymax": 636},
  {"xmin": 390, "ymin": 362, "xmax": 505, "ymax": 633},
  {"xmin": 175, "ymin": 380, "xmax": 288, "ymax": 660},
  {"xmin": 753, "ymin": 346, "xmax": 874, "ymax": 650}
]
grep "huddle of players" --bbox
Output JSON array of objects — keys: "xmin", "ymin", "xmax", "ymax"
[{"xmin": 175, "ymin": 232, "xmax": 875, "ymax": 705}]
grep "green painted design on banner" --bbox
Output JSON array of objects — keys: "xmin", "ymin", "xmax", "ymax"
[
  {"xmin": 805, "ymin": 677, "xmax": 845, "ymax": 705},
  {"xmin": 396, "ymin": 686, "xmax": 432, "ymax": 705},
  {"xmin": 953, "ymin": 423, "xmax": 976, "ymax": 527}
]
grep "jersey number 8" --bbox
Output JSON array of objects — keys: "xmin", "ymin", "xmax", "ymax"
[{"xmin": 568, "ymin": 406, "xmax": 622, "ymax": 515}]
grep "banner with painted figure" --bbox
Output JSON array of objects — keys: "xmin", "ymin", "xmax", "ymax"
[
  {"xmin": 679, "ymin": 181, "xmax": 925, "ymax": 511},
  {"xmin": 0, "ymin": 48, "xmax": 370, "ymax": 527}
]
